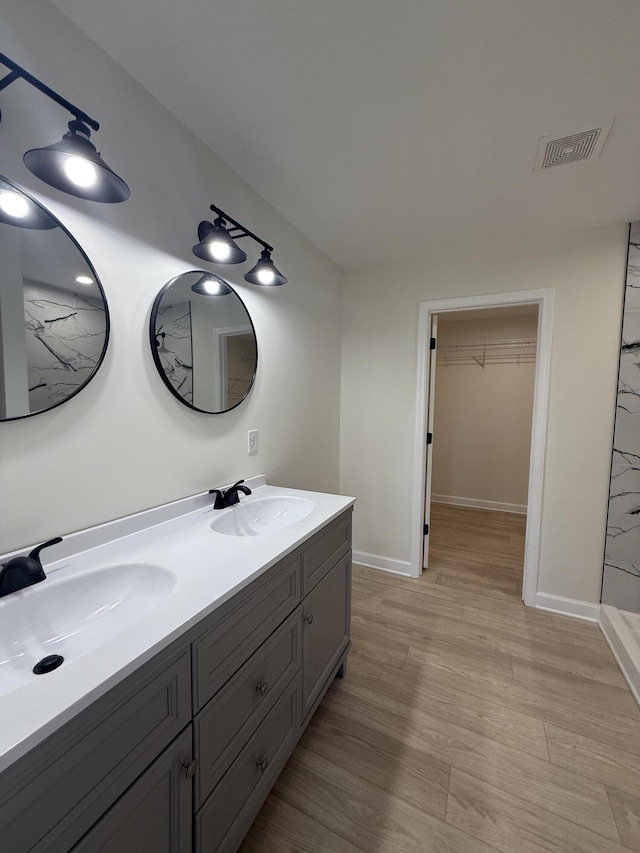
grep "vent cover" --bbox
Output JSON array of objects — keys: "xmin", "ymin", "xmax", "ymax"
[{"xmin": 534, "ymin": 119, "xmax": 614, "ymax": 171}]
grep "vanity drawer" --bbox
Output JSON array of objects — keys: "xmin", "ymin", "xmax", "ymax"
[
  {"xmin": 0, "ymin": 648, "xmax": 192, "ymax": 853},
  {"xmin": 301, "ymin": 508, "xmax": 352, "ymax": 595},
  {"xmin": 194, "ymin": 606, "xmax": 302, "ymax": 807},
  {"xmin": 193, "ymin": 553, "xmax": 300, "ymax": 711},
  {"xmin": 195, "ymin": 672, "xmax": 301, "ymax": 853}
]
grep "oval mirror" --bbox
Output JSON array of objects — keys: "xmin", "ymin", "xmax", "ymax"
[
  {"xmin": 150, "ymin": 270, "xmax": 257, "ymax": 413},
  {"xmin": 0, "ymin": 175, "xmax": 109, "ymax": 421}
]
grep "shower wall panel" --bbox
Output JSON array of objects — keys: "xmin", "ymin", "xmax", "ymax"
[{"xmin": 602, "ymin": 222, "xmax": 640, "ymax": 611}]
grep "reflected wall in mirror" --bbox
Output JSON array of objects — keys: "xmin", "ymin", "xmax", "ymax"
[
  {"xmin": 0, "ymin": 176, "xmax": 109, "ymax": 421},
  {"xmin": 150, "ymin": 271, "xmax": 257, "ymax": 413}
]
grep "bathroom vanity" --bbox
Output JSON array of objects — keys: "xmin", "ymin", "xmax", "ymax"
[{"xmin": 0, "ymin": 479, "xmax": 353, "ymax": 852}]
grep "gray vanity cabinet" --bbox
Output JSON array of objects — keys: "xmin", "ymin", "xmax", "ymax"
[
  {"xmin": 70, "ymin": 728, "xmax": 193, "ymax": 853},
  {"xmin": 0, "ymin": 507, "xmax": 352, "ymax": 853},
  {"xmin": 0, "ymin": 647, "xmax": 192, "ymax": 853},
  {"xmin": 302, "ymin": 551, "xmax": 351, "ymax": 720},
  {"xmin": 193, "ymin": 508, "xmax": 352, "ymax": 853}
]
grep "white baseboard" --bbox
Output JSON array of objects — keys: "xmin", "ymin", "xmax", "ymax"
[
  {"xmin": 432, "ymin": 494, "xmax": 527, "ymax": 515},
  {"xmin": 599, "ymin": 605, "xmax": 640, "ymax": 709},
  {"xmin": 352, "ymin": 550, "xmax": 413, "ymax": 577},
  {"xmin": 535, "ymin": 592, "xmax": 600, "ymax": 622}
]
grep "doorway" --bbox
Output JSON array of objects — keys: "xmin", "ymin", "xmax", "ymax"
[
  {"xmin": 214, "ymin": 325, "xmax": 255, "ymax": 410},
  {"xmin": 411, "ymin": 289, "xmax": 554, "ymax": 606},
  {"xmin": 424, "ymin": 305, "xmax": 538, "ymax": 600}
]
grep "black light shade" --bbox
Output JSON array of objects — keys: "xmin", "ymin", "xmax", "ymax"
[
  {"xmin": 190, "ymin": 274, "xmax": 233, "ymax": 296},
  {"xmin": 244, "ymin": 249, "xmax": 287, "ymax": 286},
  {"xmin": 23, "ymin": 120, "xmax": 130, "ymax": 203},
  {"xmin": 192, "ymin": 219, "xmax": 247, "ymax": 265},
  {"xmin": 0, "ymin": 179, "xmax": 57, "ymax": 230}
]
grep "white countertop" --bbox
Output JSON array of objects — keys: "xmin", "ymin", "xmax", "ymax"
[{"xmin": 0, "ymin": 477, "xmax": 354, "ymax": 774}]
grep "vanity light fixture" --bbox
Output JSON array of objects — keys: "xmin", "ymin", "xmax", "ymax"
[
  {"xmin": 192, "ymin": 203, "xmax": 287, "ymax": 286},
  {"xmin": 0, "ymin": 178, "xmax": 57, "ymax": 229},
  {"xmin": 0, "ymin": 51, "xmax": 129, "ymax": 203},
  {"xmin": 190, "ymin": 274, "xmax": 233, "ymax": 296},
  {"xmin": 75, "ymin": 274, "xmax": 94, "ymax": 285}
]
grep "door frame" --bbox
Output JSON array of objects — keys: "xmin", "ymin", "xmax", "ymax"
[
  {"xmin": 411, "ymin": 288, "xmax": 554, "ymax": 606},
  {"xmin": 214, "ymin": 323, "xmax": 253, "ymax": 410}
]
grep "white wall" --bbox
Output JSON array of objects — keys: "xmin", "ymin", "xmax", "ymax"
[
  {"xmin": 340, "ymin": 229, "xmax": 626, "ymax": 603},
  {"xmin": 0, "ymin": 1, "xmax": 343, "ymax": 553},
  {"xmin": 432, "ymin": 313, "xmax": 538, "ymax": 510}
]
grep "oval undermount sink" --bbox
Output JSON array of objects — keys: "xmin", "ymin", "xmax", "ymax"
[
  {"xmin": 0, "ymin": 563, "xmax": 174, "ymax": 696},
  {"xmin": 210, "ymin": 496, "xmax": 315, "ymax": 536}
]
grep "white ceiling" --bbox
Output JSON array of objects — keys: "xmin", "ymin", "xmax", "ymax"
[{"xmin": 51, "ymin": 0, "xmax": 640, "ymax": 269}]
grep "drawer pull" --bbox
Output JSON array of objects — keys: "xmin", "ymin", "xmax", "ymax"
[
  {"xmin": 256, "ymin": 680, "xmax": 269, "ymax": 697},
  {"xmin": 304, "ymin": 613, "xmax": 314, "ymax": 625},
  {"xmin": 256, "ymin": 757, "xmax": 269, "ymax": 773},
  {"xmin": 182, "ymin": 758, "xmax": 198, "ymax": 779}
]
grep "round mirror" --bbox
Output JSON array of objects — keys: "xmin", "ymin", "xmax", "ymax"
[
  {"xmin": 150, "ymin": 270, "xmax": 257, "ymax": 413},
  {"xmin": 0, "ymin": 175, "xmax": 109, "ymax": 421}
]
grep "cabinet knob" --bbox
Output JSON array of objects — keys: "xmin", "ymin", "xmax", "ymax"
[
  {"xmin": 181, "ymin": 758, "xmax": 198, "ymax": 779},
  {"xmin": 304, "ymin": 613, "xmax": 314, "ymax": 624},
  {"xmin": 256, "ymin": 680, "xmax": 269, "ymax": 697},
  {"xmin": 256, "ymin": 757, "xmax": 269, "ymax": 773}
]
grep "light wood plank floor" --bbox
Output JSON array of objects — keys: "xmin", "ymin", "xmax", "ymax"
[{"xmin": 239, "ymin": 505, "xmax": 640, "ymax": 853}]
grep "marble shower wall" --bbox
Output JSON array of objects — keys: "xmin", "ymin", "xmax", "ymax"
[
  {"xmin": 24, "ymin": 281, "xmax": 106, "ymax": 413},
  {"xmin": 602, "ymin": 222, "xmax": 640, "ymax": 611},
  {"xmin": 155, "ymin": 301, "xmax": 193, "ymax": 404}
]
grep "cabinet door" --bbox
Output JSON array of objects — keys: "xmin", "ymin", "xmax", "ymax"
[
  {"xmin": 301, "ymin": 510, "xmax": 352, "ymax": 596},
  {"xmin": 0, "ymin": 650, "xmax": 192, "ymax": 853},
  {"xmin": 70, "ymin": 728, "xmax": 193, "ymax": 853},
  {"xmin": 302, "ymin": 552, "xmax": 351, "ymax": 719}
]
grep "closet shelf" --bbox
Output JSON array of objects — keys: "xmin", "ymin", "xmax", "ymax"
[{"xmin": 436, "ymin": 338, "xmax": 537, "ymax": 367}]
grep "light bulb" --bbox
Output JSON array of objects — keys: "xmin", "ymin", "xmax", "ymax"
[
  {"xmin": 75, "ymin": 275, "xmax": 94, "ymax": 285},
  {"xmin": 0, "ymin": 191, "xmax": 29, "ymax": 219},
  {"xmin": 63, "ymin": 156, "xmax": 98, "ymax": 188},
  {"xmin": 210, "ymin": 239, "xmax": 231, "ymax": 261},
  {"xmin": 257, "ymin": 267, "xmax": 275, "ymax": 285},
  {"xmin": 203, "ymin": 278, "xmax": 221, "ymax": 295}
]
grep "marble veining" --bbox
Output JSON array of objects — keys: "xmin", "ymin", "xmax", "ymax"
[
  {"xmin": 602, "ymin": 223, "xmax": 640, "ymax": 610},
  {"xmin": 24, "ymin": 281, "xmax": 106, "ymax": 411},
  {"xmin": 155, "ymin": 301, "xmax": 193, "ymax": 402}
]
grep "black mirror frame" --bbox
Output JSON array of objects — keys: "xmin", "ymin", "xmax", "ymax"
[
  {"xmin": 0, "ymin": 175, "xmax": 110, "ymax": 422},
  {"xmin": 149, "ymin": 270, "xmax": 258, "ymax": 414}
]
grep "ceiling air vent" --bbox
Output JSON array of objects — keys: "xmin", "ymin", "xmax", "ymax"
[{"xmin": 534, "ymin": 119, "xmax": 614, "ymax": 171}]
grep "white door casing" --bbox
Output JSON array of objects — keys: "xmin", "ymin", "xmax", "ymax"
[
  {"xmin": 423, "ymin": 315, "xmax": 438, "ymax": 569},
  {"xmin": 411, "ymin": 289, "xmax": 554, "ymax": 607}
]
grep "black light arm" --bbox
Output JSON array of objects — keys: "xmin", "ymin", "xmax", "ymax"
[
  {"xmin": 0, "ymin": 51, "xmax": 99, "ymax": 130},
  {"xmin": 209, "ymin": 203, "xmax": 273, "ymax": 253}
]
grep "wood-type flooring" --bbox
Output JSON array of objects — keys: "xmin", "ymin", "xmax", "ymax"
[{"xmin": 239, "ymin": 504, "xmax": 640, "ymax": 853}]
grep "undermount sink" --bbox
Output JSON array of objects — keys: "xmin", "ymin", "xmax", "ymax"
[
  {"xmin": 210, "ymin": 495, "xmax": 315, "ymax": 536},
  {"xmin": 0, "ymin": 563, "xmax": 174, "ymax": 696}
]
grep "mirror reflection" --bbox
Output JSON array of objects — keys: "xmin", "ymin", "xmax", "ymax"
[
  {"xmin": 0, "ymin": 176, "xmax": 109, "ymax": 421},
  {"xmin": 150, "ymin": 271, "xmax": 257, "ymax": 413}
]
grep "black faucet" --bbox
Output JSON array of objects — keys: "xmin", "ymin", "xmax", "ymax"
[
  {"xmin": 0, "ymin": 536, "xmax": 63, "ymax": 598},
  {"xmin": 209, "ymin": 480, "xmax": 252, "ymax": 510}
]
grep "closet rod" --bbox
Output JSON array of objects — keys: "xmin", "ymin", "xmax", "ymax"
[{"xmin": 437, "ymin": 337, "xmax": 537, "ymax": 367}]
